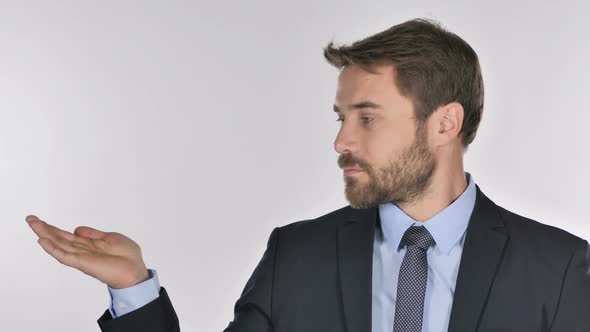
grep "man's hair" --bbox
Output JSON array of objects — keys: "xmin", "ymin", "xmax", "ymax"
[{"xmin": 323, "ymin": 18, "xmax": 484, "ymax": 149}]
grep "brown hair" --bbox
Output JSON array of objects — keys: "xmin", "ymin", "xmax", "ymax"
[{"xmin": 323, "ymin": 18, "xmax": 484, "ymax": 149}]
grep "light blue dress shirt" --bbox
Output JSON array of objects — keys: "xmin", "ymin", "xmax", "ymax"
[
  {"xmin": 108, "ymin": 172, "xmax": 476, "ymax": 331},
  {"xmin": 107, "ymin": 268, "xmax": 161, "ymax": 317},
  {"xmin": 372, "ymin": 171, "xmax": 476, "ymax": 332}
]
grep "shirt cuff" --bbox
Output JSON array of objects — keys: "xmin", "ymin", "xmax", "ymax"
[{"xmin": 107, "ymin": 268, "xmax": 161, "ymax": 318}]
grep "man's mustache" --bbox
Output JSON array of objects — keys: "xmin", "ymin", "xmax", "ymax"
[{"xmin": 338, "ymin": 154, "xmax": 368, "ymax": 170}]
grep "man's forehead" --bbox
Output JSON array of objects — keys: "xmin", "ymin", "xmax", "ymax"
[
  {"xmin": 338, "ymin": 63, "xmax": 395, "ymax": 81},
  {"xmin": 335, "ymin": 64, "xmax": 398, "ymax": 109}
]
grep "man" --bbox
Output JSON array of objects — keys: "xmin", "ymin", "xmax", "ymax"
[{"xmin": 27, "ymin": 18, "xmax": 590, "ymax": 331}]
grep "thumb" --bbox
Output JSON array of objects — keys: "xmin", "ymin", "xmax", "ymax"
[{"xmin": 74, "ymin": 226, "xmax": 108, "ymax": 240}]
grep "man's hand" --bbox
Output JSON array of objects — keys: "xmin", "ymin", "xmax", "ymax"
[{"xmin": 26, "ymin": 215, "xmax": 150, "ymax": 289}]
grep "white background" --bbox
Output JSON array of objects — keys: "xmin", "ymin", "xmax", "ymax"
[{"xmin": 2, "ymin": 1, "xmax": 589, "ymax": 331}]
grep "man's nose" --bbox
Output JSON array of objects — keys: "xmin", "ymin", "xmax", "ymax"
[{"xmin": 334, "ymin": 126, "xmax": 358, "ymax": 155}]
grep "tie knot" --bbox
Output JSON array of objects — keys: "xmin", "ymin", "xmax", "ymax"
[{"xmin": 401, "ymin": 225, "xmax": 435, "ymax": 250}]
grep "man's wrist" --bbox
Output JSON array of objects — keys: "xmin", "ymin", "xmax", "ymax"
[
  {"xmin": 109, "ymin": 267, "xmax": 151, "ymax": 289},
  {"xmin": 129, "ymin": 268, "xmax": 150, "ymax": 287}
]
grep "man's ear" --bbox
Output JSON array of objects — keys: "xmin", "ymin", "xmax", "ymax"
[{"xmin": 429, "ymin": 102, "xmax": 464, "ymax": 147}]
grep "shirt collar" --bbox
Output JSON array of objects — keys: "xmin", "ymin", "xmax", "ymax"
[{"xmin": 378, "ymin": 171, "xmax": 477, "ymax": 255}]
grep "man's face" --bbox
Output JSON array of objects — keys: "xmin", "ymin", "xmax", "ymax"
[{"xmin": 334, "ymin": 63, "xmax": 436, "ymax": 209}]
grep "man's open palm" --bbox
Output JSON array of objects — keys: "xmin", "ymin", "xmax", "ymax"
[{"xmin": 26, "ymin": 215, "xmax": 149, "ymax": 289}]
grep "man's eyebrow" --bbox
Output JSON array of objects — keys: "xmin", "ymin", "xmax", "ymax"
[{"xmin": 333, "ymin": 101, "xmax": 383, "ymax": 113}]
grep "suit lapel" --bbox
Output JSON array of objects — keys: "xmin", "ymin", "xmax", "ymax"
[
  {"xmin": 447, "ymin": 184, "xmax": 509, "ymax": 332},
  {"xmin": 335, "ymin": 185, "xmax": 508, "ymax": 332},
  {"xmin": 337, "ymin": 206, "xmax": 377, "ymax": 332}
]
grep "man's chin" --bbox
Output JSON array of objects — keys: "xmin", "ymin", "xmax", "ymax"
[{"xmin": 345, "ymin": 189, "xmax": 374, "ymax": 209}]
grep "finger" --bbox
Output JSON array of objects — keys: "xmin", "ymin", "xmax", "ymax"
[
  {"xmin": 41, "ymin": 233, "xmax": 93, "ymax": 256},
  {"xmin": 74, "ymin": 226, "xmax": 108, "ymax": 240},
  {"xmin": 26, "ymin": 215, "xmax": 38, "ymax": 223},
  {"xmin": 37, "ymin": 237, "xmax": 83, "ymax": 270},
  {"xmin": 27, "ymin": 217, "xmax": 97, "ymax": 255},
  {"xmin": 28, "ymin": 217, "xmax": 111, "ymax": 258},
  {"xmin": 27, "ymin": 216, "xmax": 77, "ymax": 242},
  {"xmin": 73, "ymin": 227, "xmax": 111, "ymax": 253}
]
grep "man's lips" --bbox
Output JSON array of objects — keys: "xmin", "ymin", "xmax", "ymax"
[{"xmin": 343, "ymin": 168, "xmax": 363, "ymax": 176}]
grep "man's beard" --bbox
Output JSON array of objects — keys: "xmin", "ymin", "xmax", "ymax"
[{"xmin": 339, "ymin": 122, "xmax": 436, "ymax": 209}]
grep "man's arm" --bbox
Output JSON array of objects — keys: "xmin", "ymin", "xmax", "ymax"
[
  {"xmin": 550, "ymin": 240, "xmax": 590, "ymax": 331},
  {"xmin": 107, "ymin": 268, "xmax": 161, "ymax": 318},
  {"xmin": 97, "ymin": 226, "xmax": 280, "ymax": 332},
  {"xmin": 97, "ymin": 285, "xmax": 180, "ymax": 332},
  {"xmin": 25, "ymin": 215, "xmax": 180, "ymax": 330},
  {"xmin": 223, "ymin": 227, "xmax": 280, "ymax": 332}
]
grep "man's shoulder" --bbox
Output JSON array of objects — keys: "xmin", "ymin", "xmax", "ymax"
[
  {"xmin": 278, "ymin": 205, "xmax": 355, "ymax": 234},
  {"xmin": 269, "ymin": 205, "xmax": 361, "ymax": 249},
  {"xmin": 494, "ymin": 203, "xmax": 587, "ymax": 253},
  {"xmin": 255, "ymin": 205, "xmax": 358, "ymax": 261}
]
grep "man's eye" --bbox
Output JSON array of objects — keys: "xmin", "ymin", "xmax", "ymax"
[{"xmin": 335, "ymin": 117, "xmax": 373, "ymax": 123}]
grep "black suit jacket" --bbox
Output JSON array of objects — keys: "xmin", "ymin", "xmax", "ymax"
[{"xmin": 97, "ymin": 184, "xmax": 590, "ymax": 331}]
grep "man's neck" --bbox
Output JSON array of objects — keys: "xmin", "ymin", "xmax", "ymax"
[{"xmin": 397, "ymin": 168, "xmax": 468, "ymax": 222}]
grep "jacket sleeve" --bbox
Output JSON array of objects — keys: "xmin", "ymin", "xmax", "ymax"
[
  {"xmin": 97, "ymin": 286, "xmax": 180, "ymax": 332},
  {"xmin": 550, "ymin": 240, "xmax": 590, "ymax": 331},
  {"xmin": 223, "ymin": 227, "xmax": 280, "ymax": 332}
]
